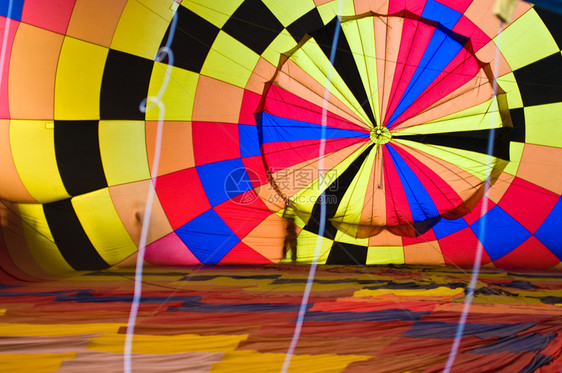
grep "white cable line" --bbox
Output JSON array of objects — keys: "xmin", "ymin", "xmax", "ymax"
[
  {"xmin": 443, "ymin": 21, "xmax": 504, "ymax": 373},
  {"xmin": 281, "ymin": 2, "xmax": 344, "ymax": 372},
  {"xmin": 123, "ymin": 12, "xmax": 178, "ymax": 373}
]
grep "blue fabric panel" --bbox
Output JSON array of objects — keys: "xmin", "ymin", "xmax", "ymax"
[
  {"xmin": 535, "ymin": 197, "xmax": 562, "ymax": 260},
  {"xmin": 54, "ymin": 293, "xmax": 202, "ymax": 304},
  {"xmin": 470, "ymin": 333, "xmax": 556, "ymax": 354},
  {"xmin": 197, "ymin": 158, "xmax": 253, "ymax": 207},
  {"xmin": 421, "ymin": 0, "xmax": 462, "ymax": 29},
  {"xmin": 303, "ymin": 309, "xmax": 430, "ymax": 322},
  {"xmin": 470, "ymin": 205, "xmax": 531, "ymax": 261},
  {"xmin": 0, "ymin": 0, "xmax": 24, "ymax": 21},
  {"xmin": 387, "ymin": 28, "xmax": 463, "ymax": 126},
  {"xmin": 433, "ymin": 217, "xmax": 469, "ymax": 239},
  {"xmin": 386, "ymin": 144, "xmax": 439, "ymax": 222},
  {"xmin": 238, "ymin": 124, "xmax": 261, "ymax": 157},
  {"xmin": 521, "ymin": 353, "xmax": 554, "ymax": 373},
  {"xmin": 260, "ymin": 112, "xmax": 369, "ymax": 143},
  {"xmin": 168, "ymin": 303, "xmax": 307, "ymax": 313},
  {"xmin": 403, "ymin": 321, "xmax": 536, "ymax": 339},
  {"xmin": 176, "ymin": 209, "xmax": 240, "ymax": 263}
]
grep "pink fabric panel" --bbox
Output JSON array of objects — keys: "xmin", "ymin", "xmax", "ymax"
[{"xmin": 145, "ymin": 232, "xmax": 201, "ymax": 266}]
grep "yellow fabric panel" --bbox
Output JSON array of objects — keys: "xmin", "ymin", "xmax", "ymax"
[
  {"xmin": 99, "ymin": 121, "xmax": 150, "ymax": 186},
  {"xmin": 293, "ymin": 230, "xmax": 332, "ymax": 264},
  {"xmin": 366, "ymin": 246, "xmax": 405, "ymax": 265},
  {"xmin": 54, "ymin": 37, "xmax": 108, "ymax": 120},
  {"xmin": 291, "ymin": 38, "xmax": 372, "ymax": 125},
  {"xmin": 335, "ymin": 231, "xmax": 369, "ymax": 246},
  {"xmin": 200, "ymin": 31, "xmax": 259, "ymax": 88},
  {"xmin": 504, "ymin": 141, "xmax": 524, "ymax": 176},
  {"xmin": 110, "ymin": 0, "xmax": 175, "ymax": 59},
  {"xmin": 393, "ymin": 139, "xmax": 499, "ymax": 182},
  {"xmin": 292, "ymin": 143, "xmax": 370, "ymax": 216},
  {"xmin": 0, "ymin": 120, "xmax": 36, "ymax": 202},
  {"xmin": 72, "ymin": 188, "xmax": 137, "ymax": 265},
  {"xmin": 10, "ymin": 120, "xmax": 70, "ymax": 202},
  {"xmin": 0, "ymin": 353, "xmax": 75, "ymax": 373},
  {"xmin": 496, "ymin": 9, "xmax": 559, "ymax": 70},
  {"xmin": 146, "ymin": 63, "xmax": 199, "ymax": 121},
  {"xmin": 0, "ymin": 323, "xmax": 121, "ymax": 337},
  {"xmin": 333, "ymin": 145, "xmax": 377, "ymax": 232},
  {"xmin": 395, "ymin": 98, "xmax": 503, "ymax": 136},
  {"xmin": 317, "ymin": 0, "xmax": 356, "ymax": 24},
  {"xmin": 262, "ymin": 0, "xmax": 316, "ymax": 26},
  {"xmin": 497, "ymin": 72, "xmax": 523, "ymax": 109},
  {"xmin": 342, "ymin": 17, "xmax": 379, "ymax": 125},
  {"xmin": 184, "ymin": 0, "xmax": 244, "ymax": 28},
  {"xmin": 354, "ymin": 287, "xmax": 465, "ymax": 297},
  {"xmin": 261, "ymin": 29, "xmax": 298, "ymax": 66},
  {"xmin": 88, "ymin": 333, "xmax": 247, "ymax": 354},
  {"xmin": 524, "ymin": 102, "xmax": 562, "ymax": 148},
  {"xmin": 210, "ymin": 350, "xmax": 370, "ymax": 373},
  {"xmin": 18, "ymin": 203, "xmax": 75, "ymax": 275}
]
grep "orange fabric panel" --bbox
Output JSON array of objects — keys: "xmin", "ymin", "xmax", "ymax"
[
  {"xmin": 9, "ymin": 23, "xmax": 63, "ymax": 120},
  {"xmin": 403, "ymin": 241, "xmax": 445, "ymax": 265},
  {"xmin": 108, "ymin": 180, "xmax": 173, "ymax": 247},
  {"xmin": 66, "ymin": 0, "xmax": 127, "ymax": 48},
  {"xmin": 145, "ymin": 121, "xmax": 194, "ymax": 177},
  {"xmin": 354, "ymin": 0, "xmax": 390, "ymax": 14},
  {"xmin": 392, "ymin": 70, "xmax": 493, "ymax": 132},
  {"xmin": 241, "ymin": 214, "xmax": 285, "ymax": 262},
  {"xmin": 275, "ymin": 59, "xmax": 368, "ymax": 129},
  {"xmin": 245, "ymin": 57, "xmax": 276, "ymax": 94},
  {"xmin": 0, "ymin": 202, "xmax": 53, "ymax": 280},
  {"xmin": 464, "ymin": 0, "xmax": 530, "ymax": 39},
  {"xmin": 192, "ymin": 75, "xmax": 245, "ymax": 124},
  {"xmin": 0, "ymin": 120, "xmax": 36, "ymax": 202},
  {"xmin": 517, "ymin": 144, "xmax": 562, "ymax": 195}
]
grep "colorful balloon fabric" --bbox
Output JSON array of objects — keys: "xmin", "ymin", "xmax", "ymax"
[{"xmin": 0, "ymin": 0, "xmax": 561, "ymax": 278}]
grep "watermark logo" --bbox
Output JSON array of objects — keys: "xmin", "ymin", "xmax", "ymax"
[{"xmin": 224, "ymin": 168, "xmax": 261, "ymax": 205}]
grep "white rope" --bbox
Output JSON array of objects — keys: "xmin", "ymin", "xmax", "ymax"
[
  {"xmin": 123, "ymin": 12, "xmax": 178, "ymax": 372},
  {"xmin": 281, "ymin": 2, "xmax": 344, "ymax": 371},
  {"xmin": 443, "ymin": 21, "xmax": 504, "ymax": 373}
]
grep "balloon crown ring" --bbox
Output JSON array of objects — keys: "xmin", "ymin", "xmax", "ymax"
[{"xmin": 370, "ymin": 126, "xmax": 392, "ymax": 144}]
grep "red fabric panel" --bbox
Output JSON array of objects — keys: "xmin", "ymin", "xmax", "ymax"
[
  {"xmin": 155, "ymin": 168, "xmax": 211, "ymax": 229},
  {"xmin": 392, "ymin": 144, "xmax": 464, "ymax": 214},
  {"xmin": 241, "ymin": 155, "xmax": 269, "ymax": 188},
  {"xmin": 439, "ymin": 226, "xmax": 493, "ymax": 266},
  {"xmin": 21, "ymin": 0, "xmax": 75, "ymax": 34},
  {"xmin": 453, "ymin": 14, "xmax": 492, "ymax": 51},
  {"xmin": 492, "ymin": 236, "xmax": 561, "ymax": 270},
  {"xmin": 263, "ymin": 84, "xmax": 369, "ymax": 132},
  {"xmin": 214, "ymin": 197, "xmax": 271, "ymax": 239},
  {"xmin": 192, "ymin": 122, "xmax": 240, "ymax": 166},
  {"xmin": 388, "ymin": 0, "xmax": 427, "ymax": 16},
  {"xmin": 390, "ymin": 47, "xmax": 480, "ymax": 128},
  {"xmin": 218, "ymin": 242, "xmax": 272, "ymax": 264},
  {"xmin": 497, "ymin": 177, "xmax": 559, "ymax": 234},
  {"xmin": 384, "ymin": 19, "xmax": 435, "ymax": 126},
  {"xmin": 262, "ymin": 137, "xmax": 367, "ymax": 171},
  {"xmin": 239, "ymin": 90, "xmax": 260, "ymax": 125},
  {"xmin": 463, "ymin": 197, "xmax": 496, "ymax": 225},
  {"xmin": 383, "ymin": 145, "xmax": 413, "ymax": 226}
]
